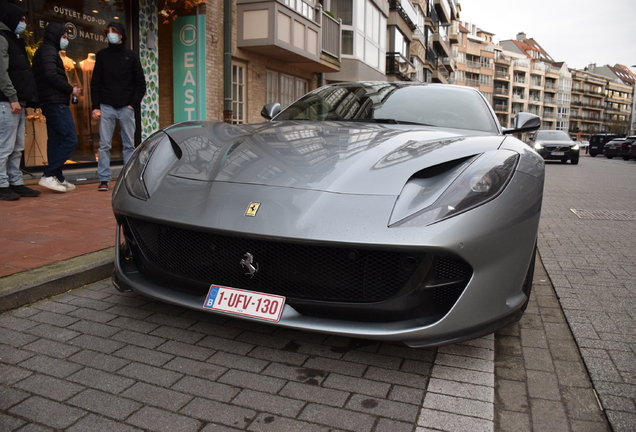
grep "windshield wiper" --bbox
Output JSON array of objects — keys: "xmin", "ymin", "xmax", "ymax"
[{"xmin": 340, "ymin": 118, "xmax": 434, "ymax": 126}]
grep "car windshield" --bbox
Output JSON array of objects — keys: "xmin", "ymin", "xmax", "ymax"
[
  {"xmin": 535, "ymin": 131, "xmax": 571, "ymax": 141},
  {"xmin": 275, "ymin": 82, "xmax": 499, "ymax": 133}
]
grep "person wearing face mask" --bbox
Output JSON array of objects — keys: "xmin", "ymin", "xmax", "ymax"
[
  {"xmin": 31, "ymin": 22, "xmax": 81, "ymax": 193},
  {"xmin": 90, "ymin": 22, "xmax": 146, "ymax": 192},
  {"xmin": 0, "ymin": 3, "xmax": 40, "ymax": 201}
]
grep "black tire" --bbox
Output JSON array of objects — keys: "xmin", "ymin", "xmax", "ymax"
[
  {"xmin": 571, "ymin": 157, "xmax": 579, "ymax": 165},
  {"xmin": 623, "ymin": 157, "xmax": 629, "ymax": 161},
  {"xmin": 606, "ymin": 156, "xmax": 613, "ymax": 159},
  {"xmin": 590, "ymin": 153, "xmax": 597, "ymax": 157}
]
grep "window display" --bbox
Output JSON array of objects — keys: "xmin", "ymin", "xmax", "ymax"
[{"xmin": 23, "ymin": 0, "xmax": 131, "ymax": 169}]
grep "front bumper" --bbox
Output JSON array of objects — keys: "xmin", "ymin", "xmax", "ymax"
[{"xmin": 112, "ymin": 171, "xmax": 542, "ymax": 347}]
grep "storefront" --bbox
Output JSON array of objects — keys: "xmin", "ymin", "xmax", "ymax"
[{"xmin": 21, "ymin": 0, "xmax": 160, "ymax": 171}]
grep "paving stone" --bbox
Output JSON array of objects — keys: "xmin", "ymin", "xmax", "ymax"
[
  {"xmin": 118, "ymin": 362, "xmax": 183, "ymax": 387},
  {"xmin": 68, "ymin": 367, "xmax": 135, "ymax": 394},
  {"xmin": 341, "ymin": 350, "xmax": 403, "ymax": 370},
  {"xmin": 18, "ymin": 355, "xmax": 82, "ymax": 378},
  {"xmin": 22, "ymin": 338, "xmax": 81, "ymax": 359},
  {"xmin": 562, "ymin": 387, "xmax": 608, "ymax": 423},
  {"xmin": 233, "ymin": 388, "xmax": 305, "ymax": 417},
  {"xmin": 67, "ymin": 320, "xmax": 120, "ymax": 338},
  {"xmin": 388, "ymin": 385, "xmax": 425, "ymax": 405},
  {"xmin": 208, "ymin": 350, "xmax": 269, "ymax": 373},
  {"xmin": 67, "ymin": 388, "xmax": 141, "ymax": 420},
  {"xmin": 125, "ymin": 406, "xmax": 202, "ymax": 432},
  {"xmin": 523, "ymin": 347, "xmax": 555, "ymax": 372},
  {"xmin": 496, "ymin": 410, "xmax": 531, "ymax": 432},
  {"xmin": 66, "ymin": 413, "xmax": 143, "ymax": 432},
  {"xmin": 417, "ymin": 408, "xmax": 493, "ymax": 432},
  {"xmin": 373, "ymin": 418, "xmax": 415, "ymax": 432},
  {"xmin": 197, "ymin": 334, "xmax": 253, "ymax": 355},
  {"xmin": 9, "ymin": 396, "xmax": 86, "ymax": 429},
  {"xmin": 122, "ymin": 382, "xmax": 193, "ymax": 411},
  {"xmin": 422, "ymin": 392, "xmax": 493, "ymax": 421},
  {"xmin": 247, "ymin": 345, "xmax": 308, "ymax": 366},
  {"xmin": 279, "ymin": 381, "xmax": 349, "ymax": 407},
  {"xmin": 0, "ymin": 343, "xmax": 35, "ymax": 364},
  {"xmin": 430, "ymin": 365, "xmax": 493, "ymax": 387},
  {"xmin": 303, "ymin": 356, "xmax": 367, "ymax": 377},
  {"xmin": 114, "ymin": 344, "xmax": 175, "ymax": 367},
  {"xmin": 157, "ymin": 340, "xmax": 215, "ymax": 361},
  {"xmin": 553, "ymin": 359, "xmax": 593, "ymax": 388},
  {"xmin": 0, "ymin": 316, "xmax": 40, "ymax": 331},
  {"xmin": 217, "ymin": 369, "xmax": 285, "ymax": 393},
  {"xmin": 25, "ymin": 323, "xmax": 81, "ymax": 342},
  {"xmin": 247, "ymin": 413, "xmax": 329, "ymax": 432},
  {"xmin": 0, "ymin": 385, "xmax": 30, "ymax": 410},
  {"xmin": 68, "ymin": 349, "xmax": 130, "ymax": 372},
  {"xmin": 14, "ymin": 374, "xmax": 84, "ymax": 400},
  {"xmin": 29, "ymin": 311, "xmax": 79, "ymax": 327},
  {"xmin": 346, "ymin": 393, "xmax": 420, "ymax": 422},
  {"xmin": 298, "ymin": 403, "xmax": 376, "ymax": 432},
  {"xmin": 364, "ymin": 366, "xmax": 429, "ymax": 388},
  {"xmin": 180, "ymin": 397, "xmax": 256, "ymax": 429},
  {"xmin": 0, "ymin": 414, "xmax": 26, "ymax": 432},
  {"xmin": 108, "ymin": 316, "xmax": 161, "ymax": 334},
  {"xmin": 145, "ymin": 312, "xmax": 197, "ymax": 329},
  {"xmin": 427, "ymin": 377, "xmax": 493, "ymax": 403},
  {"xmin": 434, "ymin": 353, "xmax": 493, "ymax": 373},
  {"xmin": 164, "ymin": 357, "xmax": 226, "ymax": 381},
  {"xmin": 111, "ymin": 329, "xmax": 167, "ymax": 349},
  {"xmin": 529, "ymin": 398, "xmax": 569, "ymax": 431},
  {"xmin": 321, "ymin": 372, "xmax": 390, "ymax": 398},
  {"xmin": 171, "ymin": 376, "xmax": 240, "ymax": 403}
]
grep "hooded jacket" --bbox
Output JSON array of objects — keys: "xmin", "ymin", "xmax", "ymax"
[
  {"xmin": 90, "ymin": 21, "xmax": 146, "ymax": 110},
  {"xmin": 32, "ymin": 22, "xmax": 74, "ymax": 106},
  {"xmin": 0, "ymin": 3, "xmax": 38, "ymax": 106}
]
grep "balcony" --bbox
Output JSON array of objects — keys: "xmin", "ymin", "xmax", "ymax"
[
  {"xmin": 495, "ymin": 71, "xmax": 510, "ymax": 80},
  {"xmin": 386, "ymin": 52, "xmax": 415, "ymax": 81},
  {"xmin": 432, "ymin": 64, "xmax": 449, "ymax": 83},
  {"xmin": 544, "ymin": 97, "xmax": 556, "ymax": 105},
  {"xmin": 434, "ymin": 0, "xmax": 451, "ymax": 24},
  {"xmin": 237, "ymin": 0, "xmax": 341, "ymax": 72},
  {"xmin": 449, "ymin": 22, "xmax": 459, "ymax": 44},
  {"xmin": 389, "ymin": 0, "xmax": 418, "ymax": 31},
  {"xmin": 442, "ymin": 56, "xmax": 455, "ymax": 72},
  {"xmin": 494, "ymin": 87, "xmax": 509, "ymax": 96},
  {"xmin": 494, "ymin": 103, "xmax": 508, "ymax": 112},
  {"xmin": 433, "ymin": 33, "xmax": 451, "ymax": 58}
]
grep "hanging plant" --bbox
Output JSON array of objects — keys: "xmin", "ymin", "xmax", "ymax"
[{"xmin": 158, "ymin": 0, "xmax": 207, "ymax": 24}]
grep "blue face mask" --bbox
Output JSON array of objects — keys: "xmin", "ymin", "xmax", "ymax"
[
  {"xmin": 107, "ymin": 32, "xmax": 120, "ymax": 44},
  {"xmin": 60, "ymin": 38, "xmax": 69, "ymax": 50},
  {"xmin": 15, "ymin": 22, "xmax": 27, "ymax": 35}
]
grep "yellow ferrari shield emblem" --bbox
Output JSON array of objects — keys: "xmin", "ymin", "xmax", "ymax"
[{"xmin": 245, "ymin": 202, "xmax": 260, "ymax": 217}]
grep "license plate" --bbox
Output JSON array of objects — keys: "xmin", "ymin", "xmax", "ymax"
[
  {"xmin": 551, "ymin": 151, "xmax": 565, "ymax": 156},
  {"xmin": 203, "ymin": 285, "xmax": 285, "ymax": 322},
  {"xmin": 591, "ymin": 146, "xmax": 598, "ymax": 149}
]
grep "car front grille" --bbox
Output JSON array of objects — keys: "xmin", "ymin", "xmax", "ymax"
[
  {"xmin": 124, "ymin": 217, "xmax": 472, "ymax": 313},
  {"xmin": 545, "ymin": 145, "xmax": 571, "ymax": 152}
]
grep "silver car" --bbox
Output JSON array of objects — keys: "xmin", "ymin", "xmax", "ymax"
[{"xmin": 112, "ymin": 82, "xmax": 544, "ymax": 347}]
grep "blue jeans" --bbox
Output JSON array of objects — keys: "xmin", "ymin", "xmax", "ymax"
[
  {"xmin": 98, "ymin": 104, "xmax": 135, "ymax": 182},
  {"xmin": 0, "ymin": 102, "xmax": 25, "ymax": 187},
  {"xmin": 41, "ymin": 104, "xmax": 78, "ymax": 182}
]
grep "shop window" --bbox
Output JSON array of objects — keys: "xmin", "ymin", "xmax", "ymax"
[{"xmin": 266, "ymin": 72, "xmax": 308, "ymax": 109}]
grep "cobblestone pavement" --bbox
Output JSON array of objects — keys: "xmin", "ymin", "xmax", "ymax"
[
  {"xmin": 537, "ymin": 156, "xmax": 636, "ymax": 432},
  {"xmin": 1, "ymin": 278, "xmax": 496, "ymax": 432}
]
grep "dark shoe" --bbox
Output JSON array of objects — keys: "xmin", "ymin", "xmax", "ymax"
[
  {"xmin": 98, "ymin": 181, "xmax": 109, "ymax": 191},
  {"xmin": 9, "ymin": 184, "xmax": 41, "ymax": 197},
  {"xmin": 0, "ymin": 187, "xmax": 20, "ymax": 201}
]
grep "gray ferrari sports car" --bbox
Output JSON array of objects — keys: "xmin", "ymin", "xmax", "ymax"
[{"xmin": 112, "ymin": 82, "xmax": 544, "ymax": 347}]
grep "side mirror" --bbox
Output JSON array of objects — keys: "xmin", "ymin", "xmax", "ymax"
[
  {"xmin": 261, "ymin": 103, "xmax": 281, "ymax": 120},
  {"xmin": 503, "ymin": 112, "xmax": 541, "ymax": 135}
]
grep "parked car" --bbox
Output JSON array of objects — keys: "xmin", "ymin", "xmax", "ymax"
[
  {"xmin": 530, "ymin": 130, "xmax": 580, "ymax": 164},
  {"xmin": 619, "ymin": 136, "xmax": 636, "ymax": 160},
  {"xmin": 589, "ymin": 133, "xmax": 623, "ymax": 157},
  {"xmin": 628, "ymin": 140, "xmax": 636, "ymax": 161},
  {"xmin": 578, "ymin": 140, "xmax": 589, "ymax": 151},
  {"xmin": 603, "ymin": 138, "xmax": 625, "ymax": 159},
  {"xmin": 111, "ymin": 82, "xmax": 544, "ymax": 347}
]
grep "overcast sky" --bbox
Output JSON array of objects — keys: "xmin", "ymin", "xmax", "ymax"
[{"xmin": 459, "ymin": 0, "xmax": 636, "ymax": 72}]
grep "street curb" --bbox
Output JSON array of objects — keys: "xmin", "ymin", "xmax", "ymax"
[{"xmin": 0, "ymin": 248, "xmax": 115, "ymax": 313}]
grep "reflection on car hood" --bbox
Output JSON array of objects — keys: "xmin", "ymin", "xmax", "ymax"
[
  {"xmin": 536, "ymin": 139, "xmax": 575, "ymax": 147},
  {"xmin": 163, "ymin": 120, "xmax": 505, "ymax": 195}
]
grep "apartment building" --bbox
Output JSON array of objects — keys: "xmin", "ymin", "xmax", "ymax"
[
  {"xmin": 568, "ymin": 70, "xmax": 607, "ymax": 139},
  {"xmin": 586, "ymin": 64, "xmax": 635, "ymax": 135}
]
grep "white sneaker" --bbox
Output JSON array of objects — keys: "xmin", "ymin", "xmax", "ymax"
[
  {"xmin": 60, "ymin": 180, "xmax": 76, "ymax": 191},
  {"xmin": 39, "ymin": 176, "xmax": 67, "ymax": 193}
]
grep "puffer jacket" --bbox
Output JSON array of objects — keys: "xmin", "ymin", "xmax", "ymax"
[{"xmin": 32, "ymin": 22, "xmax": 73, "ymax": 106}]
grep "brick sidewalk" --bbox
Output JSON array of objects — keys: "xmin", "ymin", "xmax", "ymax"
[{"xmin": 0, "ymin": 183, "xmax": 116, "ymax": 278}]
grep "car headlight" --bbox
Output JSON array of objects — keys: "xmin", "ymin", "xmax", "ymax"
[
  {"xmin": 572, "ymin": 143, "xmax": 579, "ymax": 150},
  {"xmin": 533, "ymin": 142, "xmax": 544, "ymax": 150},
  {"xmin": 391, "ymin": 150, "xmax": 519, "ymax": 227},
  {"xmin": 123, "ymin": 131, "xmax": 179, "ymax": 200}
]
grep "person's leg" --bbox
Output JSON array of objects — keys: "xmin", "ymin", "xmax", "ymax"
[
  {"xmin": 54, "ymin": 105, "xmax": 78, "ymax": 183},
  {"xmin": 0, "ymin": 102, "xmax": 20, "ymax": 188},
  {"xmin": 41, "ymin": 104, "xmax": 63, "ymax": 180},
  {"xmin": 6, "ymin": 109, "xmax": 26, "ymax": 186},
  {"xmin": 98, "ymin": 104, "xmax": 117, "ymax": 182},
  {"xmin": 118, "ymin": 106, "xmax": 136, "ymax": 164}
]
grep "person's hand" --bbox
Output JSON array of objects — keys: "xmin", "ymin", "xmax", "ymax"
[
  {"xmin": 10, "ymin": 101, "xmax": 21, "ymax": 114},
  {"xmin": 127, "ymin": 105, "xmax": 133, "ymax": 109},
  {"xmin": 92, "ymin": 109, "xmax": 101, "ymax": 120},
  {"xmin": 72, "ymin": 86, "xmax": 81, "ymax": 97}
]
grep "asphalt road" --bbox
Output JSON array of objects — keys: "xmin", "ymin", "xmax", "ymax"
[{"xmin": 0, "ymin": 153, "xmax": 633, "ymax": 431}]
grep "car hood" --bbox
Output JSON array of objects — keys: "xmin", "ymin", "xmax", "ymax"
[
  {"xmin": 536, "ymin": 139, "xmax": 575, "ymax": 147},
  {"xmin": 162, "ymin": 120, "xmax": 505, "ymax": 196}
]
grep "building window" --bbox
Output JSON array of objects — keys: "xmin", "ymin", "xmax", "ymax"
[
  {"xmin": 266, "ymin": 71, "xmax": 309, "ymax": 109},
  {"xmin": 232, "ymin": 63, "xmax": 246, "ymax": 124}
]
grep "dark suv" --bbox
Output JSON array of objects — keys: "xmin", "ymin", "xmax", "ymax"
[
  {"xmin": 620, "ymin": 136, "xmax": 636, "ymax": 160},
  {"xmin": 530, "ymin": 130, "xmax": 580, "ymax": 164},
  {"xmin": 589, "ymin": 133, "xmax": 623, "ymax": 157}
]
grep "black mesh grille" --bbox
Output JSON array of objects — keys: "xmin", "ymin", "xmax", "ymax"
[{"xmin": 126, "ymin": 217, "xmax": 430, "ymax": 303}]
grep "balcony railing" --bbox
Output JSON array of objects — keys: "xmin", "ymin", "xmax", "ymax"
[
  {"xmin": 321, "ymin": 10, "xmax": 341, "ymax": 59},
  {"xmin": 494, "ymin": 87, "xmax": 508, "ymax": 95},
  {"xmin": 466, "ymin": 78, "xmax": 480, "ymax": 87},
  {"xmin": 494, "ymin": 103, "xmax": 508, "ymax": 112},
  {"xmin": 467, "ymin": 60, "xmax": 481, "ymax": 69},
  {"xmin": 386, "ymin": 52, "xmax": 415, "ymax": 81},
  {"xmin": 389, "ymin": 0, "xmax": 418, "ymax": 31},
  {"xmin": 495, "ymin": 71, "xmax": 510, "ymax": 79}
]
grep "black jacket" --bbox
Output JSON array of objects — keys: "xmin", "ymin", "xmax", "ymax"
[
  {"xmin": 91, "ymin": 22, "xmax": 146, "ymax": 110},
  {"xmin": 0, "ymin": 3, "xmax": 37, "ymax": 106},
  {"xmin": 32, "ymin": 22, "xmax": 73, "ymax": 106}
]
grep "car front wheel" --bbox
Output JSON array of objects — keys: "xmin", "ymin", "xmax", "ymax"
[{"xmin": 571, "ymin": 157, "xmax": 579, "ymax": 165}]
